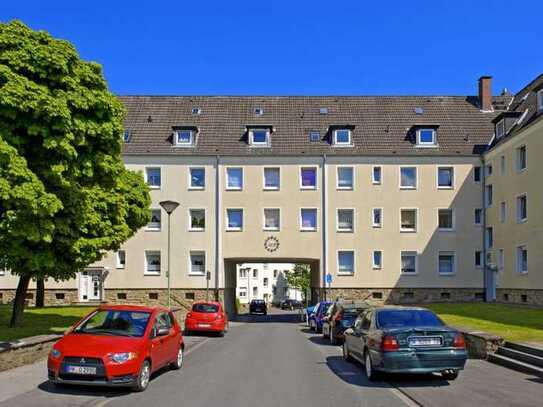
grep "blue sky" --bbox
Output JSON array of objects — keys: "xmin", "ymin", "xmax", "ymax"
[{"xmin": 2, "ymin": 1, "xmax": 542, "ymax": 95}]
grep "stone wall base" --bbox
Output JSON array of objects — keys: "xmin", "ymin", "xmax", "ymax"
[
  {"xmin": 0, "ymin": 289, "xmax": 78, "ymax": 307},
  {"xmin": 496, "ymin": 288, "xmax": 543, "ymax": 306}
]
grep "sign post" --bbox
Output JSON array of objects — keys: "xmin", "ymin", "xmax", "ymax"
[
  {"xmin": 206, "ymin": 271, "xmax": 211, "ymax": 301},
  {"xmin": 325, "ymin": 273, "xmax": 332, "ymax": 301}
]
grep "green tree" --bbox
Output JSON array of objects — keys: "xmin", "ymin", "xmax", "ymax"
[
  {"xmin": 0, "ymin": 21, "xmax": 151, "ymax": 326},
  {"xmin": 285, "ymin": 264, "xmax": 311, "ymax": 304}
]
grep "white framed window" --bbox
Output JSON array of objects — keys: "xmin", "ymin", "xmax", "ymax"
[
  {"xmin": 516, "ymin": 245, "xmax": 528, "ymax": 274},
  {"xmin": 474, "ymin": 208, "xmax": 482, "ymax": 225},
  {"xmin": 337, "ymin": 250, "xmax": 355, "ymax": 275},
  {"xmin": 174, "ymin": 129, "xmax": 194, "ymax": 146},
  {"xmin": 145, "ymin": 167, "xmax": 161, "ymax": 189},
  {"xmin": 273, "ymin": 270, "xmax": 278, "ymax": 278},
  {"xmin": 438, "ymin": 251, "xmax": 456, "ymax": 275},
  {"xmin": 300, "ymin": 208, "xmax": 317, "ymax": 231},
  {"xmin": 253, "ymin": 286, "xmax": 258, "ymax": 297},
  {"xmin": 372, "ymin": 208, "xmax": 382, "ymax": 228},
  {"xmin": 252, "ymin": 269, "xmax": 258, "ymax": 279},
  {"xmin": 416, "ymin": 128, "xmax": 437, "ymax": 146},
  {"xmin": 538, "ymin": 90, "xmax": 543, "ymax": 111},
  {"xmin": 400, "ymin": 167, "xmax": 417, "ymax": 189},
  {"xmin": 145, "ymin": 251, "xmax": 161, "ymax": 275},
  {"xmin": 146, "ymin": 209, "xmax": 161, "ymax": 231},
  {"xmin": 438, "ymin": 209, "xmax": 454, "ymax": 231},
  {"xmin": 401, "ymin": 251, "xmax": 417, "ymax": 275},
  {"xmin": 239, "ymin": 268, "xmax": 248, "ymax": 278},
  {"xmin": 226, "ymin": 209, "xmax": 243, "ymax": 231},
  {"xmin": 189, "ymin": 209, "xmax": 205, "ymax": 231},
  {"xmin": 189, "ymin": 167, "xmax": 205, "ymax": 189},
  {"xmin": 400, "ymin": 209, "xmax": 417, "ymax": 232},
  {"xmin": 337, "ymin": 166, "xmax": 354, "ymax": 190},
  {"xmin": 516, "ymin": 145, "xmax": 527, "ymax": 171},
  {"xmin": 189, "ymin": 251, "xmax": 206, "ymax": 276},
  {"xmin": 263, "ymin": 277, "xmax": 269, "ymax": 287},
  {"xmin": 249, "ymin": 128, "xmax": 270, "ymax": 146},
  {"xmin": 495, "ymin": 119, "xmax": 505, "ymax": 139},
  {"xmin": 263, "ymin": 208, "xmax": 280, "ymax": 231},
  {"xmin": 337, "ymin": 209, "xmax": 354, "ymax": 232},
  {"xmin": 498, "ymin": 249, "xmax": 504, "ymax": 271},
  {"xmin": 263, "ymin": 167, "xmax": 280, "ymax": 190},
  {"xmin": 239, "ymin": 288, "xmax": 247, "ymax": 298},
  {"xmin": 116, "ymin": 250, "xmax": 126, "ymax": 269},
  {"xmin": 333, "ymin": 129, "xmax": 352, "ymax": 145},
  {"xmin": 123, "ymin": 130, "xmax": 131, "ymax": 143},
  {"xmin": 516, "ymin": 194, "xmax": 527, "ymax": 223},
  {"xmin": 475, "ymin": 250, "xmax": 482, "ymax": 268},
  {"xmin": 486, "ymin": 227, "xmax": 493, "ymax": 249},
  {"xmin": 500, "ymin": 155, "xmax": 506, "ymax": 175},
  {"xmin": 372, "ymin": 250, "xmax": 382, "ymax": 269},
  {"xmin": 437, "ymin": 167, "xmax": 454, "ymax": 189},
  {"xmin": 226, "ymin": 167, "xmax": 243, "ymax": 190},
  {"xmin": 372, "ymin": 166, "xmax": 382, "ymax": 184},
  {"xmin": 485, "ymin": 185, "xmax": 493, "ymax": 207},
  {"xmin": 499, "ymin": 201, "xmax": 506, "ymax": 223},
  {"xmin": 300, "ymin": 166, "xmax": 317, "ymax": 190},
  {"xmin": 473, "ymin": 166, "xmax": 482, "ymax": 182}
]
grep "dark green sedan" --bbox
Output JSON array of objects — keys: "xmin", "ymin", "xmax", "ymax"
[{"xmin": 343, "ymin": 306, "xmax": 467, "ymax": 381}]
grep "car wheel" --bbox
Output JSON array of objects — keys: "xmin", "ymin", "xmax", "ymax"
[
  {"xmin": 343, "ymin": 342, "xmax": 353, "ymax": 362},
  {"xmin": 442, "ymin": 370, "xmax": 459, "ymax": 381},
  {"xmin": 171, "ymin": 346, "xmax": 184, "ymax": 370},
  {"xmin": 133, "ymin": 359, "xmax": 151, "ymax": 392},
  {"xmin": 364, "ymin": 350, "xmax": 380, "ymax": 381}
]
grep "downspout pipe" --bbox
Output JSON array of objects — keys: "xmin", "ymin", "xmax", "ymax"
[
  {"xmin": 215, "ymin": 155, "xmax": 220, "ymax": 301},
  {"xmin": 322, "ymin": 154, "xmax": 327, "ymax": 301},
  {"xmin": 482, "ymin": 155, "xmax": 488, "ymax": 301}
]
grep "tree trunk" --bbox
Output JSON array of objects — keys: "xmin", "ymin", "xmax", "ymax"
[
  {"xmin": 10, "ymin": 275, "xmax": 31, "ymax": 327},
  {"xmin": 36, "ymin": 278, "xmax": 45, "ymax": 307}
]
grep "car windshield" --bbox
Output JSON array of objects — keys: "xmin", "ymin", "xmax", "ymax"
[
  {"xmin": 193, "ymin": 303, "xmax": 219, "ymax": 313},
  {"xmin": 74, "ymin": 310, "xmax": 151, "ymax": 337},
  {"xmin": 377, "ymin": 310, "xmax": 444, "ymax": 329}
]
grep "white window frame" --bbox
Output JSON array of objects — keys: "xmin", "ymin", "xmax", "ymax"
[
  {"xmin": 333, "ymin": 129, "xmax": 352, "ymax": 146},
  {"xmin": 336, "ymin": 166, "xmax": 354, "ymax": 190},
  {"xmin": 145, "ymin": 167, "xmax": 161, "ymax": 189},
  {"xmin": 249, "ymin": 128, "xmax": 270, "ymax": 146},
  {"xmin": 116, "ymin": 250, "xmax": 126, "ymax": 269},
  {"xmin": 399, "ymin": 166, "xmax": 417, "ymax": 189},
  {"xmin": 226, "ymin": 208, "xmax": 244, "ymax": 231},
  {"xmin": 188, "ymin": 208, "xmax": 206, "ymax": 231},
  {"xmin": 516, "ymin": 145, "xmax": 527, "ymax": 172},
  {"xmin": 438, "ymin": 251, "xmax": 456, "ymax": 275},
  {"xmin": 226, "ymin": 167, "xmax": 243, "ymax": 190},
  {"xmin": 516, "ymin": 245, "xmax": 528, "ymax": 274},
  {"xmin": 485, "ymin": 184, "xmax": 493, "ymax": 208},
  {"xmin": 146, "ymin": 208, "xmax": 162, "ymax": 231},
  {"xmin": 189, "ymin": 251, "xmax": 206, "ymax": 276},
  {"xmin": 416, "ymin": 128, "xmax": 437, "ymax": 146},
  {"xmin": 372, "ymin": 250, "xmax": 382, "ymax": 270},
  {"xmin": 475, "ymin": 250, "xmax": 483, "ymax": 268},
  {"xmin": 372, "ymin": 166, "xmax": 382, "ymax": 185},
  {"xmin": 438, "ymin": 208, "xmax": 455, "ymax": 231},
  {"xmin": 300, "ymin": 208, "xmax": 318, "ymax": 231},
  {"xmin": 263, "ymin": 208, "xmax": 281, "ymax": 231},
  {"xmin": 400, "ymin": 208, "xmax": 418, "ymax": 232},
  {"xmin": 372, "ymin": 208, "xmax": 383, "ymax": 228},
  {"xmin": 300, "ymin": 166, "xmax": 318, "ymax": 190},
  {"xmin": 474, "ymin": 208, "xmax": 482, "ymax": 226},
  {"xmin": 337, "ymin": 250, "xmax": 355, "ymax": 275},
  {"xmin": 144, "ymin": 250, "xmax": 161, "ymax": 276},
  {"xmin": 499, "ymin": 201, "xmax": 506, "ymax": 223},
  {"xmin": 188, "ymin": 167, "xmax": 205, "ymax": 190},
  {"xmin": 263, "ymin": 167, "xmax": 280, "ymax": 190},
  {"xmin": 400, "ymin": 251, "xmax": 418, "ymax": 275},
  {"xmin": 495, "ymin": 119, "xmax": 505, "ymax": 139},
  {"xmin": 174, "ymin": 129, "xmax": 194, "ymax": 146},
  {"xmin": 336, "ymin": 208, "xmax": 355, "ymax": 232},
  {"xmin": 516, "ymin": 193, "xmax": 527, "ymax": 223},
  {"xmin": 437, "ymin": 166, "xmax": 454, "ymax": 189}
]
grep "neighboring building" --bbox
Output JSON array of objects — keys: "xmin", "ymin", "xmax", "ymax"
[
  {"xmin": 1, "ymin": 74, "xmax": 542, "ymax": 310},
  {"xmin": 235, "ymin": 263, "xmax": 301, "ymax": 304}
]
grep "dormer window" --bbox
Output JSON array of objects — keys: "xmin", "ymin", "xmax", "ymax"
[
  {"xmin": 416, "ymin": 128, "xmax": 437, "ymax": 146},
  {"xmin": 495, "ymin": 119, "xmax": 505, "ymax": 139},
  {"xmin": 538, "ymin": 89, "xmax": 543, "ymax": 111},
  {"xmin": 333, "ymin": 129, "xmax": 352, "ymax": 146},
  {"xmin": 249, "ymin": 128, "xmax": 270, "ymax": 146},
  {"xmin": 123, "ymin": 130, "xmax": 131, "ymax": 143},
  {"xmin": 254, "ymin": 107, "xmax": 264, "ymax": 116},
  {"xmin": 192, "ymin": 107, "xmax": 201, "ymax": 115},
  {"xmin": 175, "ymin": 129, "xmax": 194, "ymax": 146}
]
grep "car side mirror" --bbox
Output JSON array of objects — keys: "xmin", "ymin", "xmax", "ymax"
[
  {"xmin": 156, "ymin": 327, "xmax": 170, "ymax": 337},
  {"xmin": 344, "ymin": 328, "xmax": 354, "ymax": 335}
]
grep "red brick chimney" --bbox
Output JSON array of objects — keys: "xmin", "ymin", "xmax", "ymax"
[{"xmin": 478, "ymin": 76, "xmax": 493, "ymax": 112}]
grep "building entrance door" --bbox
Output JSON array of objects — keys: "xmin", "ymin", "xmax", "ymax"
[{"xmin": 79, "ymin": 270, "xmax": 102, "ymax": 302}]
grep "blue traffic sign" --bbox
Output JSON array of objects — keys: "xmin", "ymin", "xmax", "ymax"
[{"xmin": 325, "ymin": 273, "xmax": 332, "ymax": 284}]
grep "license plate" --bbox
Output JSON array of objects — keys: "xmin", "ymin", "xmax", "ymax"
[
  {"xmin": 66, "ymin": 365, "xmax": 97, "ymax": 375},
  {"xmin": 198, "ymin": 323, "xmax": 211, "ymax": 328},
  {"xmin": 409, "ymin": 336, "xmax": 442, "ymax": 347}
]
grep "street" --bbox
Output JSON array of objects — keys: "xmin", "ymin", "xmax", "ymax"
[{"xmin": 0, "ymin": 310, "xmax": 541, "ymax": 407}]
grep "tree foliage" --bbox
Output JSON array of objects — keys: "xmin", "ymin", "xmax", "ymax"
[
  {"xmin": 0, "ymin": 21, "xmax": 151, "ymax": 324},
  {"xmin": 285, "ymin": 264, "xmax": 311, "ymax": 301}
]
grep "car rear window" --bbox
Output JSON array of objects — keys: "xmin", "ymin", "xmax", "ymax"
[
  {"xmin": 252, "ymin": 300, "xmax": 265, "ymax": 304},
  {"xmin": 192, "ymin": 303, "xmax": 219, "ymax": 313},
  {"xmin": 377, "ymin": 310, "xmax": 444, "ymax": 329}
]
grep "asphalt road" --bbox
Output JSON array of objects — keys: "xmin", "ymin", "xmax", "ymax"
[{"xmin": 0, "ymin": 310, "xmax": 541, "ymax": 407}]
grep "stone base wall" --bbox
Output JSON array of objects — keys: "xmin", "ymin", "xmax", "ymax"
[
  {"xmin": 0, "ymin": 289, "xmax": 78, "ymax": 306},
  {"xmin": 496, "ymin": 288, "xmax": 543, "ymax": 306}
]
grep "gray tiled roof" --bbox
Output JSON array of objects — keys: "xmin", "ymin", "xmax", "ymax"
[{"xmin": 120, "ymin": 94, "xmax": 509, "ymax": 156}]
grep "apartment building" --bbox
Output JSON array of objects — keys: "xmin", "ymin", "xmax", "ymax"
[
  {"xmin": 1, "ymin": 75, "xmax": 541, "ymax": 310},
  {"xmin": 235, "ymin": 263, "xmax": 300, "ymax": 304}
]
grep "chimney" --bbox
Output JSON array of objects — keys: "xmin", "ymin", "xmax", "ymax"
[{"xmin": 478, "ymin": 76, "xmax": 493, "ymax": 112}]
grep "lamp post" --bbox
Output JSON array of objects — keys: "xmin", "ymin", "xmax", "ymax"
[{"xmin": 159, "ymin": 200, "xmax": 180, "ymax": 308}]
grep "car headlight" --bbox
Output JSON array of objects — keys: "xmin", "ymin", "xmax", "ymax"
[
  {"xmin": 109, "ymin": 352, "xmax": 138, "ymax": 364},
  {"xmin": 50, "ymin": 349, "xmax": 62, "ymax": 359}
]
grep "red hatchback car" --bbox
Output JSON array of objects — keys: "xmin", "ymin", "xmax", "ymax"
[
  {"xmin": 184, "ymin": 301, "xmax": 228, "ymax": 336},
  {"xmin": 47, "ymin": 305, "xmax": 184, "ymax": 392}
]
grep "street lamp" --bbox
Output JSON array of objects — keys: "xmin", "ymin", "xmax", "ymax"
[{"xmin": 159, "ymin": 200, "xmax": 180, "ymax": 308}]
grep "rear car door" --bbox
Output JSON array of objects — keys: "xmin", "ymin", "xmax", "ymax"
[
  {"xmin": 349, "ymin": 315, "xmax": 365, "ymax": 359},
  {"xmin": 358, "ymin": 311, "xmax": 373, "ymax": 356},
  {"xmin": 150, "ymin": 312, "xmax": 174, "ymax": 368}
]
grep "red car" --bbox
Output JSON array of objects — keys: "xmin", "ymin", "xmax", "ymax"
[
  {"xmin": 47, "ymin": 304, "xmax": 184, "ymax": 392},
  {"xmin": 184, "ymin": 301, "xmax": 228, "ymax": 336}
]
